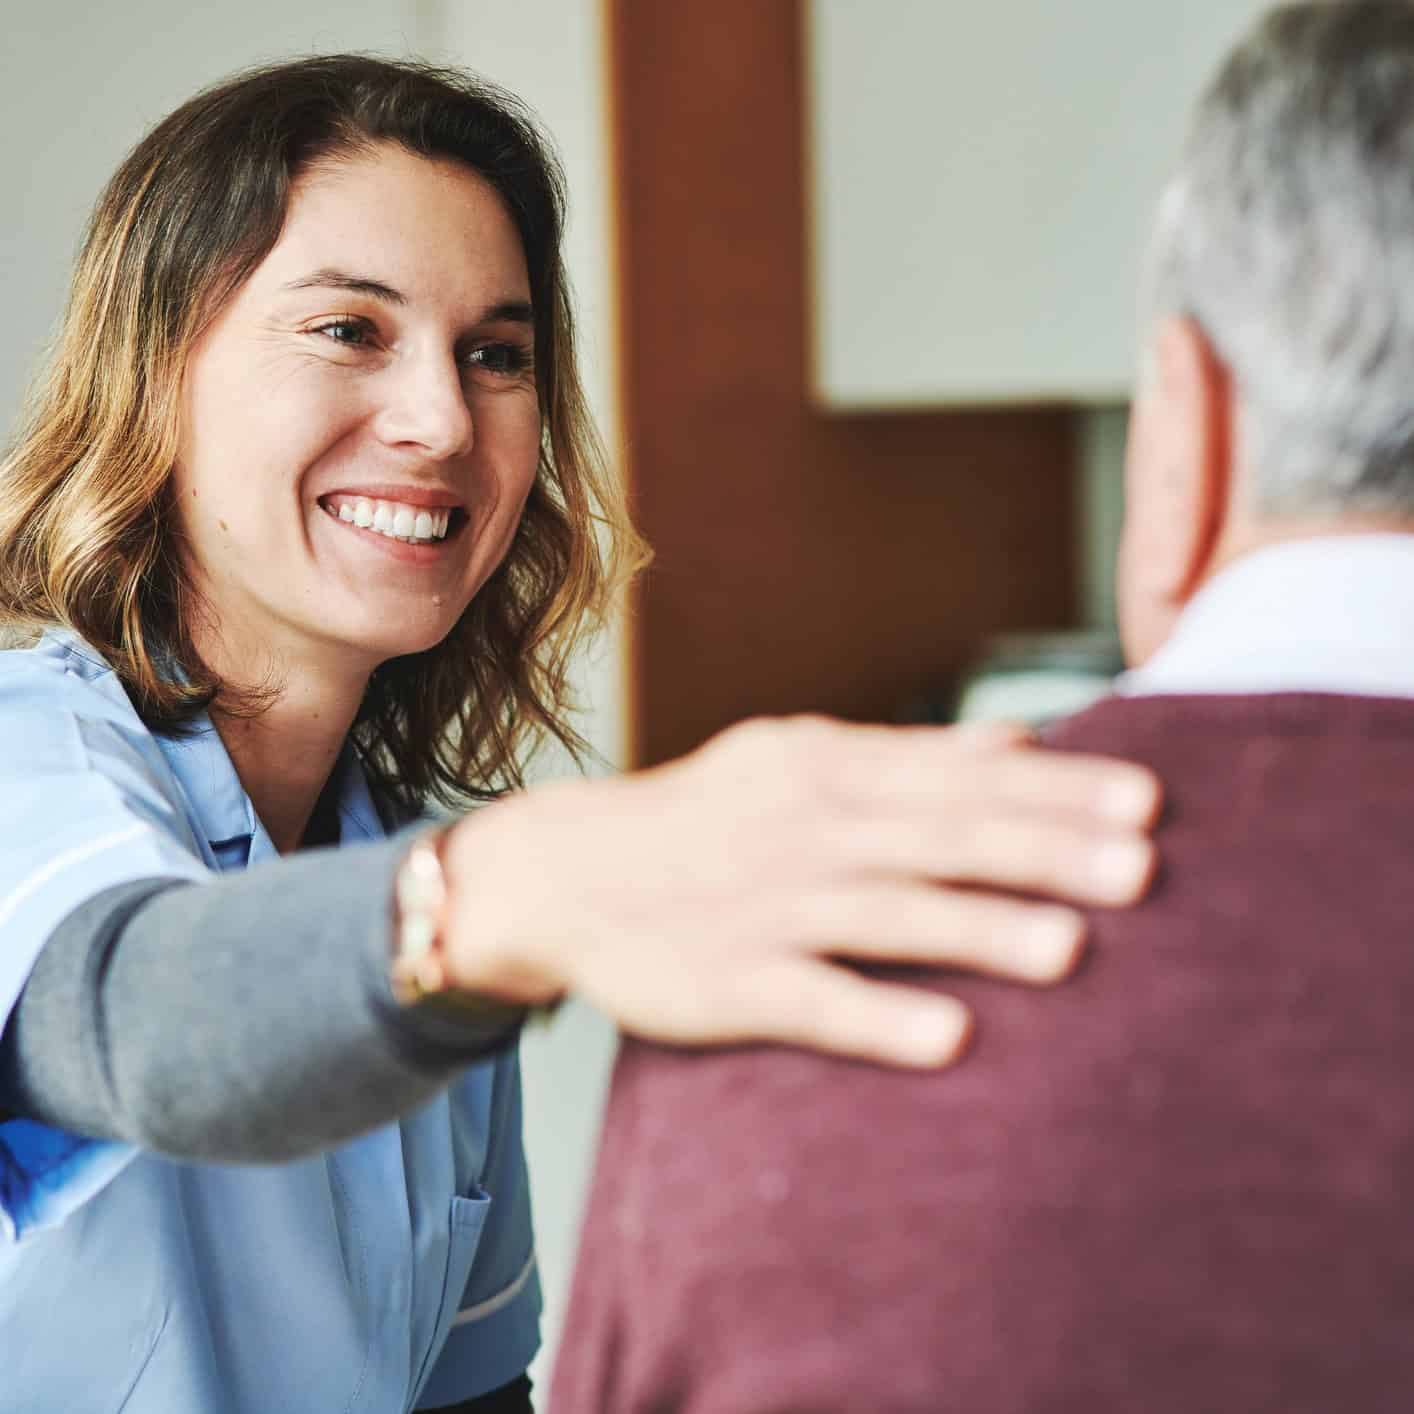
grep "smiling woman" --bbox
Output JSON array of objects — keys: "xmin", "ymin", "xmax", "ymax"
[
  {"xmin": 0, "ymin": 48, "xmax": 1160, "ymax": 1414},
  {"xmin": 0, "ymin": 58, "xmax": 631, "ymax": 836},
  {"xmin": 0, "ymin": 55, "xmax": 640, "ymax": 1413}
]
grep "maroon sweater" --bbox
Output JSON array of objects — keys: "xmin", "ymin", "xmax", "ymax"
[{"xmin": 551, "ymin": 695, "xmax": 1414, "ymax": 1413}]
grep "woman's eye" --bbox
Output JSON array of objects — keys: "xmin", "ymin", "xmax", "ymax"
[
  {"xmin": 463, "ymin": 342, "xmax": 533, "ymax": 377},
  {"xmin": 310, "ymin": 318, "xmax": 373, "ymax": 347}
]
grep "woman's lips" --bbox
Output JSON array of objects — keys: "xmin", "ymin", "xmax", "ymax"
[{"xmin": 318, "ymin": 501, "xmax": 466, "ymax": 564}]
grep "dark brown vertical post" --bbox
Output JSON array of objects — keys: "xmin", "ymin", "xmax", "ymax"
[{"xmin": 610, "ymin": 0, "xmax": 1079, "ymax": 766}]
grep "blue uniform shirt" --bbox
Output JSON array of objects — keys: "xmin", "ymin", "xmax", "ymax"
[{"xmin": 0, "ymin": 629, "xmax": 541, "ymax": 1411}]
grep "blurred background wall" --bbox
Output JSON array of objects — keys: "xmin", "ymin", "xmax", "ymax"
[{"xmin": 2, "ymin": 0, "xmax": 1272, "ymax": 1389}]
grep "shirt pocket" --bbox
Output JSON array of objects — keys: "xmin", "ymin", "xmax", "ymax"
[{"xmin": 411, "ymin": 1188, "xmax": 492, "ymax": 1396}]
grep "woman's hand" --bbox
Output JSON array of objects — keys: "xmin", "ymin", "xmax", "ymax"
[{"xmin": 439, "ymin": 715, "xmax": 1160, "ymax": 1068}]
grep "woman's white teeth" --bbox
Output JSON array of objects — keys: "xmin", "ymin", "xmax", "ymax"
[{"xmin": 327, "ymin": 496, "xmax": 452, "ymax": 544}]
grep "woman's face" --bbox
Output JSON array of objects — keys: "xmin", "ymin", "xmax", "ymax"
[{"xmin": 172, "ymin": 142, "xmax": 541, "ymax": 679}]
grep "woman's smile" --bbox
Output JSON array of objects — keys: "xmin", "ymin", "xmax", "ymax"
[{"xmin": 316, "ymin": 492, "xmax": 470, "ymax": 565}]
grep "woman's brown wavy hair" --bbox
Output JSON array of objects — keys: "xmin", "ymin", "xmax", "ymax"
[{"xmin": 0, "ymin": 54, "xmax": 648, "ymax": 817}]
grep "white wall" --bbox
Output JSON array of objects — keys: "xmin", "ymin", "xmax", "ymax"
[
  {"xmin": 807, "ymin": 0, "xmax": 1270, "ymax": 407},
  {"xmin": 4, "ymin": 0, "xmax": 625, "ymax": 1390}
]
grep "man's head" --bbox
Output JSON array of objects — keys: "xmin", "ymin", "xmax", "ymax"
[{"xmin": 1121, "ymin": 1, "xmax": 1414, "ymax": 663}]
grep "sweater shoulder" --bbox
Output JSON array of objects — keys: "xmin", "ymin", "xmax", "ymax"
[{"xmin": 1045, "ymin": 690, "xmax": 1414, "ymax": 758}]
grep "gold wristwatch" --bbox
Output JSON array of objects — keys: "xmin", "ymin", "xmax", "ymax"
[
  {"xmin": 388, "ymin": 822, "xmax": 559, "ymax": 1029},
  {"xmin": 389, "ymin": 823, "xmax": 458, "ymax": 1004}
]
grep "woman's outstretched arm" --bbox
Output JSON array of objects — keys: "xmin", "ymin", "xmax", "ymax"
[{"xmin": 0, "ymin": 835, "xmax": 525, "ymax": 1161}]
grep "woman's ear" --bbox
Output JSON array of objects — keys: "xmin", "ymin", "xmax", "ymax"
[{"xmin": 1117, "ymin": 316, "xmax": 1233, "ymax": 666}]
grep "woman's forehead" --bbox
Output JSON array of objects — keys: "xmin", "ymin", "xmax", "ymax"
[{"xmin": 253, "ymin": 145, "xmax": 531, "ymax": 309}]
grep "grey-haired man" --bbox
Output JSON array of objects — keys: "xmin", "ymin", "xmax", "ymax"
[{"xmin": 552, "ymin": 6, "xmax": 1414, "ymax": 1409}]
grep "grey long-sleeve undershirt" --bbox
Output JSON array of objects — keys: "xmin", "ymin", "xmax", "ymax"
[{"xmin": 0, "ymin": 835, "xmax": 528, "ymax": 1162}]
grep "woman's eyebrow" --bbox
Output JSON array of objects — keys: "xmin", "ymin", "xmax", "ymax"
[
  {"xmin": 282, "ymin": 268, "xmax": 408, "ymax": 305},
  {"xmin": 278, "ymin": 268, "xmax": 533, "ymax": 324}
]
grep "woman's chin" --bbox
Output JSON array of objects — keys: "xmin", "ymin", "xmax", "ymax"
[
  {"xmin": 307, "ymin": 611, "xmax": 458, "ymax": 669},
  {"xmin": 370, "ymin": 617, "xmax": 461, "ymax": 663}
]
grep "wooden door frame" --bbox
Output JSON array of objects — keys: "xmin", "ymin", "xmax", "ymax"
[{"xmin": 608, "ymin": 0, "xmax": 1079, "ymax": 766}]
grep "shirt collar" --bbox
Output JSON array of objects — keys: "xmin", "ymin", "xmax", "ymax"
[
  {"xmin": 156, "ymin": 713, "xmax": 386, "ymax": 860},
  {"xmin": 37, "ymin": 625, "xmax": 389, "ymax": 854},
  {"xmin": 1117, "ymin": 533, "xmax": 1414, "ymax": 699}
]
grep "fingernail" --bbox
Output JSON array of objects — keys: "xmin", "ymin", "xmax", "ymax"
[
  {"xmin": 1024, "ymin": 909, "xmax": 1085, "ymax": 980},
  {"xmin": 904, "ymin": 1002, "xmax": 971, "ymax": 1066},
  {"xmin": 1094, "ymin": 839, "xmax": 1153, "ymax": 900},
  {"xmin": 1102, "ymin": 771, "xmax": 1159, "ymax": 825}
]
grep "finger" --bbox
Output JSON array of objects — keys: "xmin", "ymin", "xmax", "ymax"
[
  {"xmin": 798, "ymin": 885, "xmax": 1086, "ymax": 983},
  {"xmin": 932, "ymin": 719, "xmax": 1035, "ymax": 752},
  {"xmin": 720, "ymin": 958, "xmax": 973, "ymax": 1069},
  {"xmin": 827, "ymin": 725, "xmax": 1161, "ymax": 829},
  {"xmin": 839, "ymin": 812, "xmax": 1157, "ymax": 906},
  {"xmin": 943, "ymin": 747, "xmax": 1162, "ymax": 829}
]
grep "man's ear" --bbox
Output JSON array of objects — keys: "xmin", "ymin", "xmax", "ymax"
[{"xmin": 1117, "ymin": 316, "xmax": 1233, "ymax": 664}]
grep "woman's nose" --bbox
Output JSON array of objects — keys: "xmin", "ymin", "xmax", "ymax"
[{"xmin": 372, "ymin": 354, "xmax": 475, "ymax": 461}]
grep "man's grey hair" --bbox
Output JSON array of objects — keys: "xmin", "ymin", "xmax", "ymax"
[{"xmin": 1146, "ymin": 1, "xmax": 1414, "ymax": 516}]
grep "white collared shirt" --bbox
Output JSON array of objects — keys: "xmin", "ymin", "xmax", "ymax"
[{"xmin": 1117, "ymin": 534, "xmax": 1414, "ymax": 700}]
